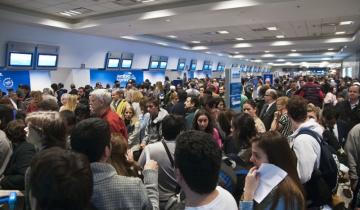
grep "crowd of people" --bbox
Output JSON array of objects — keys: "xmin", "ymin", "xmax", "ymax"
[{"xmin": 0, "ymin": 74, "xmax": 359, "ymax": 210}]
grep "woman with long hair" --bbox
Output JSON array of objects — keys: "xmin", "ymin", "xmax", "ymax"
[
  {"xmin": 243, "ymin": 100, "xmax": 266, "ymax": 133},
  {"xmin": 124, "ymin": 105, "xmax": 141, "ymax": 152},
  {"xmin": 241, "ymin": 131, "xmax": 305, "ymax": 210},
  {"xmin": 270, "ymin": 96, "xmax": 292, "ymax": 137},
  {"xmin": 60, "ymin": 94, "xmax": 78, "ymax": 112},
  {"xmin": 26, "ymin": 91, "xmax": 43, "ymax": 113},
  {"xmin": 192, "ymin": 109, "xmax": 222, "ymax": 148}
]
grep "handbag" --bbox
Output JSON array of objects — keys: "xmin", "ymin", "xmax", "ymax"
[{"xmin": 161, "ymin": 140, "xmax": 185, "ymax": 210}]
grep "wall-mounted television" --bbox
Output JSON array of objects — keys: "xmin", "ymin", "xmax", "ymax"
[
  {"xmin": 37, "ymin": 54, "xmax": 58, "ymax": 67},
  {"xmin": 150, "ymin": 61, "xmax": 159, "ymax": 69},
  {"xmin": 203, "ymin": 64, "xmax": 209, "ymax": 70},
  {"xmin": 191, "ymin": 63, "xmax": 196, "ymax": 70},
  {"xmin": 9, "ymin": 52, "xmax": 33, "ymax": 67},
  {"xmin": 159, "ymin": 61, "xmax": 167, "ymax": 69},
  {"xmin": 178, "ymin": 62, "xmax": 185, "ymax": 70},
  {"xmin": 121, "ymin": 59, "xmax": 132, "ymax": 69},
  {"xmin": 107, "ymin": 58, "xmax": 120, "ymax": 68}
]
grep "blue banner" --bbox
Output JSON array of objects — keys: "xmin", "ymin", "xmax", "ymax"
[
  {"xmin": 90, "ymin": 70, "xmax": 144, "ymax": 88},
  {"xmin": 0, "ymin": 70, "xmax": 30, "ymax": 93},
  {"xmin": 263, "ymin": 74, "xmax": 273, "ymax": 85}
]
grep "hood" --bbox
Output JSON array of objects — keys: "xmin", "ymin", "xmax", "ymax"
[
  {"xmin": 152, "ymin": 108, "xmax": 168, "ymax": 124},
  {"xmin": 290, "ymin": 118, "xmax": 324, "ymax": 138}
]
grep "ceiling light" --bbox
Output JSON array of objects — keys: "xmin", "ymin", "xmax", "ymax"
[
  {"xmin": 191, "ymin": 46, "xmax": 208, "ymax": 50},
  {"xmin": 191, "ymin": 41, "xmax": 201, "ymax": 44},
  {"xmin": 233, "ymin": 55, "xmax": 244, "ymax": 58},
  {"xmin": 328, "ymin": 48, "xmax": 334, "ymax": 50},
  {"xmin": 335, "ymin": 31, "xmax": 346, "ymax": 35},
  {"xmin": 181, "ymin": 46, "xmax": 190, "ymax": 50},
  {"xmin": 253, "ymin": 59, "xmax": 262, "ymax": 63},
  {"xmin": 217, "ymin": 53, "xmax": 224, "ymax": 56},
  {"xmin": 267, "ymin": 63, "xmax": 274, "ymax": 65},
  {"xmin": 288, "ymin": 53, "xmax": 301, "ymax": 57},
  {"xmin": 276, "ymin": 59, "xmax": 286, "ymax": 62},
  {"xmin": 325, "ymin": 37, "xmax": 353, "ymax": 43},
  {"xmin": 271, "ymin": 41, "xmax": 293, "ymax": 46},
  {"xmin": 141, "ymin": 0, "xmax": 155, "ymax": 3},
  {"xmin": 235, "ymin": 37, "xmax": 244, "ymax": 41},
  {"xmin": 264, "ymin": 50, "xmax": 270, "ymax": 53},
  {"xmin": 324, "ymin": 52, "xmax": 336, "ymax": 56},
  {"xmin": 58, "ymin": 7, "xmax": 93, "ymax": 17},
  {"xmin": 233, "ymin": 43, "xmax": 252, "ymax": 48},
  {"xmin": 121, "ymin": 36, "xmax": 138, "ymax": 40},
  {"xmin": 140, "ymin": 9, "xmax": 175, "ymax": 20},
  {"xmin": 261, "ymin": 54, "xmax": 275, "ymax": 58},
  {"xmin": 211, "ymin": 0, "xmax": 259, "ymax": 10},
  {"xmin": 165, "ymin": 19, "xmax": 171, "ymax": 22},
  {"xmin": 167, "ymin": 35, "xmax": 177, "ymax": 39},
  {"xmin": 245, "ymin": 59, "xmax": 249, "ymax": 61},
  {"xmin": 339, "ymin": 21, "xmax": 354, "ymax": 25},
  {"xmin": 322, "ymin": 57, "xmax": 331, "ymax": 60},
  {"xmin": 291, "ymin": 49, "xmax": 297, "ymax": 52},
  {"xmin": 276, "ymin": 35, "xmax": 285, "ymax": 38},
  {"xmin": 205, "ymin": 51, "xmax": 212, "ymax": 54},
  {"xmin": 267, "ymin": 27, "xmax": 277, "ymax": 31},
  {"xmin": 156, "ymin": 42, "xmax": 168, "ymax": 46},
  {"xmin": 217, "ymin": 30, "xmax": 229, "ymax": 34},
  {"xmin": 234, "ymin": 51, "xmax": 239, "ymax": 54}
]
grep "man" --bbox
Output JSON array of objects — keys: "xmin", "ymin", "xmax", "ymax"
[
  {"xmin": 186, "ymin": 82, "xmax": 200, "ymax": 97},
  {"xmin": 171, "ymin": 89, "xmax": 187, "ymax": 116},
  {"xmin": 174, "ymin": 130, "xmax": 237, "ymax": 209},
  {"xmin": 336, "ymin": 84, "xmax": 360, "ymax": 145},
  {"xmin": 259, "ymin": 89, "xmax": 277, "ymax": 131},
  {"xmin": 184, "ymin": 96, "xmax": 199, "ymax": 130},
  {"xmin": 141, "ymin": 98, "xmax": 168, "ymax": 146},
  {"xmin": 219, "ymin": 86, "xmax": 225, "ymax": 98},
  {"xmin": 71, "ymin": 118, "xmax": 159, "ymax": 210},
  {"xmin": 69, "ymin": 83, "xmax": 78, "ymax": 95},
  {"xmin": 139, "ymin": 115, "xmax": 185, "ymax": 209},
  {"xmin": 29, "ymin": 147, "xmax": 93, "ymax": 210},
  {"xmin": 288, "ymin": 96, "xmax": 323, "ymax": 183},
  {"xmin": 286, "ymin": 80, "xmax": 298, "ymax": 98},
  {"xmin": 296, "ymin": 76, "xmax": 324, "ymax": 107},
  {"xmin": 110, "ymin": 88, "xmax": 129, "ymax": 119},
  {"xmin": 89, "ymin": 89, "xmax": 127, "ymax": 139},
  {"xmin": 77, "ymin": 87, "xmax": 88, "ymax": 105}
]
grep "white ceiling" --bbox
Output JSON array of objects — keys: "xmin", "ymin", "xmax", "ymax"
[{"xmin": 0, "ymin": 0, "xmax": 359, "ymax": 66}]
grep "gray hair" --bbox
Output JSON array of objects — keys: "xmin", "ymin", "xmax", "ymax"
[
  {"xmin": 90, "ymin": 89, "xmax": 112, "ymax": 106},
  {"xmin": 266, "ymin": 89, "xmax": 278, "ymax": 99}
]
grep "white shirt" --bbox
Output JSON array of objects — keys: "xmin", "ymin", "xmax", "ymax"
[{"xmin": 185, "ymin": 186, "xmax": 237, "ymax": 210}]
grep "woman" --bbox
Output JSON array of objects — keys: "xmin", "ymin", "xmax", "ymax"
[
  {"xmin": 124, "ymin": 105, "xmax": 141, "ymax": 151},
  {"xmin": 192, "ymin": 109, "xmax": 222, "ymax": 148},
  {"xmin": 240, "ymin": 131, "xmax": 305, "ymax": 210},
  {"xmin": 243, "ymin": 100, "xmax": 266, "ymax": 133},
  {"xmin": 307, "ymin": 103, "xmax": 321, "ymax": 123},
  {"xmin": 26, "ymin": 91, "xmax": 43, "ymax": 113},
  {"xmin": 60, "ymin": 94, "xmax": 78, "ymax": 112},
  {"xmin": 323, "ymin": 86, "xmax": 337, "ymax": 106},
  {"xmin": 216, "ymin": 97, "xmax": 226, "ymax": 111},
  {"xmin": 270, "ymin": 97, "xmax": 292, "ymax": 137},
  {"xmin": 131, "ymin": 90, "xmax": 143, "ymax": 119}
]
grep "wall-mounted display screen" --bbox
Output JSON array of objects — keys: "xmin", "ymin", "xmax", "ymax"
[
  {"xmin": 178, "ymin": 63, "xmax": 185, "ymax": 70},
  {"xmin": 159, "ymin": 61, "xmax": 167, "ymax": 69},
  {"xmin": 37, "ymin": 54, "xmax": 58, "ymax": 67},
  {"xmin": 107, "ymin": 58, "xmax": 120, "ymax": 68},
  {"xmin": 150, "ymin": 61, "xmax": 159, "ymax": 69},
  {"xmin": 191, "ymin": 63, "xmax": 196, "ymax": 70},
  {"xmin": 217, "ymin": 65, "xmax": 224, "ymax": 71},
  {"xmin": 121, "ymin": 59, "xmax": 132, "ymax": 68},
  {"xmin": 9, "ymin": 52, "xmax": 33, "ymax": 67},
  {"xmin": 203, "ymin": 64, "xmax": 209, "ymax": 70}
]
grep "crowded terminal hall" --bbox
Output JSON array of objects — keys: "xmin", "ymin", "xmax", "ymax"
[{"xmin": 0, "ymin": 0, "xmax": 360, "ymax": 209}]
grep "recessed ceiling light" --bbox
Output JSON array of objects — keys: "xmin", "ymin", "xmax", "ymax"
[
  {"xmin": 264, "ymin": 50, "xmax": 270, "ymax": 53},
  {"xmin": 328, "ymin": 48, "xmax": 334, "ymax": 50},
  {"xmin": 141, "ymin": 0, "xmax": 155, "ymax": 3},
  {"xmin": 211, "ymin": 0, "xmax": 259, "ymax": 10},
  {"xmin": 267, "ymin": 63, "xmax": 274, "ymax": 65},
  {"xmin": 191, "ymin": 41, "xmax": 201, "ymax": 44},
  {"xmin": 121, "ymin": 36, "xmax": 138, "ymax": 40},
  {"xmin": 165, "ymin": 19, "xmax": 171, "ymax": 22},
  {"xmin": 322, "ymin": 58, "xmax": 331, "ymax": 60},
  {"xmin": 261, "ymin": 54, "xmax": 275, "ymax": 57},
  {"xmin": 324, "ymin": 52, "xmax": 336, "ymax": 56},
  {"xmin": 181, "ymin": 46, "xmax": 190, "ymax": 50},
  {"xmin": 288, "ymin": 53, "xmax": 301, "ymax": 57},
  {"xmin": 191, "ymin": 46, "xmax": 208, "ymax": 50},
  {"xmin": 233, "ymin": 55, "xmax": 244, "ymax": 58},
  {"xmin": 205, "ymin": 51, "xmax": 212, "ymax": 54},
  {"xmin": 335, "ymin": 31, "xmax": 346, "ymax": 35},
  {"xmin": 267, "ymin": 26, "xmax": 277, "ymax": 31},
  {"xmin": 233, "ymin": 43, "xmax": 252, "ymax": 48},
  {"xmin": 156, "ymin": 42, "xmax": 168, "ymax": 46},
  {"xmin": 139, "ymin": 9, "xmax": 176, "ymax": 20},
  {"xmin": 245, "ymin": 59, "xmax": 249, "ymax": 61},
  {"xmin": 276, "ymin": 59, "xmax": 286, "ymax": 62},
  {"xmin": 235, "ymin": 37, "xmax": 244, "ymax": 41},
  {"xmin": 339, "ymin": 21, "xmax": 354, "ymax": 25},
  {"xmin": 234, "ymin": 51, "xmax": 239, "ymax": 54},
  {"xmin": 271, "ymin": 41, "xmax": 293, "ymax": 46},
  {"xmin": 325, "ymin": 37, "xmax": 352, "ymax": 43},
  {"xmin": 167, "ymin": 35, "xmax": 177, "ymax": 39},
  {"xmin": 253, "ymin": 59, "xmax": 262, "ymax": 63},
  {"xmin": 276, "ymin": 35, "xmax": 285, "ymax": 38},
  {"xmin": 217, "ymin": 30, "xmax": 229, "ymax": 34},
  {"xmin": 217, "ymin": 53, "xmax": 224, "ymax": 56},
  {"xmin": 291, "ymin": 49, "xmax": 297, "ymax": 52}
]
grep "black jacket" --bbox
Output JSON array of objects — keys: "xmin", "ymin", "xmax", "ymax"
[
  {"xmin": 259, "ymin": 102, "xmax": 277, "ymax": 131},
  {"xmin": 336, "ymin": 100, "xmax": 360, "ymax": 144}
]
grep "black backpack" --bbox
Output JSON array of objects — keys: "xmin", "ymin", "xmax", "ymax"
[{"xmin": 294, "ymin": 128, "xmax": 338, "ymax": 206}]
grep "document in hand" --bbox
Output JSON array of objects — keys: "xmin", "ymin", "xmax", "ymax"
[{"xmin": 253, "ymin": 163, "xmax": 287, "ymax": 203}]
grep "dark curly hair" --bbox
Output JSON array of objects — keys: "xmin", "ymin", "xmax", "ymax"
[
  {"xmin": 5, "ymin": 119, "xmax": 26, "ymax": 143},
  {"xmin": 232, "ymin": 112, "xmax": 257, "ymax": 149}
]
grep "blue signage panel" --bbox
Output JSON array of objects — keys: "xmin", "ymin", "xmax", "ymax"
[
  {"xmin": 90, "ymin": 69, "xmax": 143, "ymax": 88},
  {"xmin": 263, "ymin": 74, "xmax": 273, "ymax": 85},
  {"xmin": 0, "ymin": 70, "xmax": 30, "ymax": 93}
]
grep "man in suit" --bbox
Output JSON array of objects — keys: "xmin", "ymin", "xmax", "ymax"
[{"xmin": 260, "ymin": 89, "xmax": 278, "ymax": 130}]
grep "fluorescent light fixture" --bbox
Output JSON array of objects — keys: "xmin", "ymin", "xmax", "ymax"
[
  {"xmin": 142, "ymin": 0, "xmax": 155, "ymax": 3},
  {"xmin": 211, "ymin": 0, "xmax": 259, "ymax": 10},
  {"xmin": 291, "ymin": 49, "xmax": 297, "ymax": 52},
  {"xmin": 267, "ymin": 63, "xmax": 274, "ymax": 65},
  {"xmin": 262, "ymin": 54, "xmax": 275, "ymax": 58},
  {"xmin": 167, "ymin": 35, "xmax": 177, "ymax": 39},
  {"xmin": 267, "ymin": 26, "xmax": 277, "ymax": 31},
  {"xmin": 276, "ymin": 59, "xmax": 286, "ymax": 62},
  {"xmin": 217, "ymin": 53, "xmax": 224, "ymax": 56},
  {"xmin": 276, "ymin": 35, "xmax": 285, "ymax": 38},
  {"xmin": 191, "ymin": 46, "xmax": 208, "ymax": 50},
  {"xmin": 253, "ymin": 59, "xmax": 262, "ymax": 63},
  {"xmin": 287, "ymin": 53, "xmax": 301, "ymax": 57},
  {"xmin": 325, "ymin": 37, "xmax": 353, "ymax": 43},
  {"xmin": 335, "ymin": 31, "xmax": 346, "ymax": 35},
  {"xmin": 324, "ymin": 52, "xmax": 336, "ymax": 56},
  {"xmin": 245, "ymin": 59, "xmax": 249, "ymax": 61},
  {"xmin": 181, "ymin": 46, "xmax": 190, "ymax": 50},
  {"xmin": 233, "ymin": 43, "xmax": 252, "ymax": 48},
  {"xmin": 322, "ymin": 57, "xmax": 331, "ymax": 60},
  {"xmin": 140, "ymin": 9, "xmax": 175, "ymax": 20},
  {"xmin": 191, "ymin": 41, "xmax": 201, "ymax": 44},
  {"xmin": 271, "ymin": 41, "xmax": 293, "ymax": 46},
  {"xmin": 235, "ymin": 37, "xmax": 244, "ymax": 41},
  {"xmin": 121, "ymin": 36, "xmax": 138, "ymax": 40},
  {"xmin": 233, "ymin": 55, "xmax": 245, "ymax": 58},
  {"xmin": 205, "ymin": 51, "xmax": 212, "ymax": 54},
  {"xmin": 285, "ymin": 62, "xmax": 293, "ymax": 65},
  {"xmin": 339, "ymin": 21, "xmax": 354, "ymax": 25},
  {"xmin": 217, "ymin": 30, "xmax": 229, "ymax": 34},
  {"xmin": 264, "ymin": 50, "xmax": 270, "ymax": 53},
  {"xmin": 234, "ymin": 51, "xmax": 239, "ymax": 54},
  {"xmin": 328, "ymin": 48, "xmax": 334, "ymax": 50},
  {"xmin": 156, "ymin": 42, "xmax": 168, "ymax": 46}
]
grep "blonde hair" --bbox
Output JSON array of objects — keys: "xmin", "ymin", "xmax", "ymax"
[
  {"xmin": 277, "ymin": 96, "xmax": 289, "ymax": 107},
  {"xmin": 131, "ymin": 91, "xmax": 143, "ymax": 103},
  {"xmin": 63, "ymin": 95, "xmax": 78, "ymax": 112},
  {"xmin": 125, "ymin": 105, "xmax": 139, "ymax": 125}
]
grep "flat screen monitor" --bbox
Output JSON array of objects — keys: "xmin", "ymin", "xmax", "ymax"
[
  {"xmin": 9, "ymin": 52, "xmax": 33, "ymax": 67},
  {"xmin": 150, "ymin": 61, "xmax": 159, "ymax": 69},
  {"xmin": 208, "ymin": 65, "xmax": 212, "ymax": 70},
  {"xmin": 121, "ymin": 59, "xmax": 132, "ymax": 68},
  {"xmin": 203, "ymin": 64, "xmax": 209, "ymax": 70},
  {"xmin": 107, "ymin": 58, "xmax": 120, "ymax": 68},
  {"xmin": 159, "ymin": 61, "xmax": 167, "ymax": 69},
  {"xmin": 217, "ymin": 65, "xmax": 224, "ymax": 71},
  {"xmin": 178, "ymin": 63, "xmax": 185, "ymax": 70},
  {"xmin": 37, "ymin": 54, "xmax": 58, "ymax": 67},
  {"xmin": 191, "ymin": 63, "xmax": 196, "ymax": 70}
]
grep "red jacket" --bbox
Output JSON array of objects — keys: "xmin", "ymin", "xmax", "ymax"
[{"xmin": 101, "ymin": 108, "xmax": 128, "ymax": 140}]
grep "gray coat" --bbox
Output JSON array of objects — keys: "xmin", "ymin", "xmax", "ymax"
[{"xmin": 345, "ymin": 123, "xmax": 360, "ymax": 184}]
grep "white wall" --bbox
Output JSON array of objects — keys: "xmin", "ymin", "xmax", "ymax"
[{"xmin": 342, "ymin": 53, "xmax": 360, "ymax": 79}]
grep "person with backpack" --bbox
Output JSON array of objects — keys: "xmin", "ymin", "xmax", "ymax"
[{"xmin": 288, "ymin": 96, "xmax": 337, "ymax": 208}]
